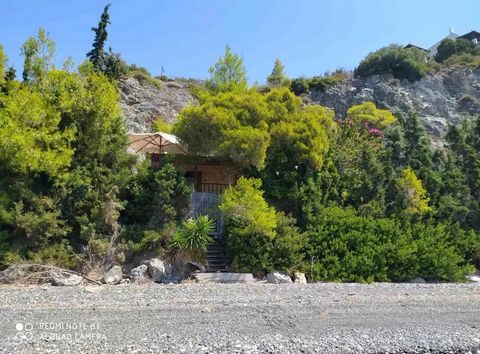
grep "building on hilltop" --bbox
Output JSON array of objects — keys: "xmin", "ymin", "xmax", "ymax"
[{"xmin": 404, "ymin": 29, "xmax": 479, "ymax": 59}]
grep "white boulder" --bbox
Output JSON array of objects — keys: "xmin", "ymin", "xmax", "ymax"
[
  {"xmin": 294, "ymin": 272, "xmax": 307, "ymax": 284},
  {"xmin": 146, "ymin": 259, "xmax": 167, "ymax": 283},
  {"xmin": 103, "ymin": 265, "xmax": 123, "ymax": 285},
  {"xmin": 52, "ymin": 274, "xmax": 83, "ymax": 286},
  {"xmin": 266, "ymin": 271, "xmax": 292, "ymax": 284}
]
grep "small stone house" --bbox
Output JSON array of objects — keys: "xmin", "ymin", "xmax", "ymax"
[{"xmin": 127, "ymin": 132, "xmax": 239, "ymax": 194}]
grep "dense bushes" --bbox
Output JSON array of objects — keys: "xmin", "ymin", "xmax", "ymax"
[
  {"xmin": 290, "ymin": 75, "xmax": 343, "ymax": 95},
  {"xmin": 220, "ymin": 178, "xmax": 307, "ymax": 274},
  {"xmin": 355, "ymin": 45, "xmax": 432, "ymax": 81},
  {"xmin": 435, "ymin": 38, "xmax": 479, "ymax": 63},
  {"xmin": 306, "ymin": 206, "xmax": 474, "ymax": 282},
  {"xmin": 173, "ymin": 87, "xmax": 335, "ymax": 170}
]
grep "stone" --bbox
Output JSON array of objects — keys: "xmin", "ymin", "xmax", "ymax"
[
  {"xmin": 466, "ymin": 275, "xmax": 480, "ymax": 283},
  {"xmin": 103, "ymin": 266, "xmax": 123, "ymax": 285},
  {"xmin": 119, "ymin": 77, "xmax": 197, "ymax": 133},
  {"xmin": 128, "ymin": 264, "xmax": 149, "ymax": 281},
  {"xmin": 186, "ymin": 261, "xmax": 206, "ymax": 273},
  {"xmin": 266, "ymin": 272, "xmax": 293, "ymax": 284},
  {"xmin": 310, "ymin": 67, "xmax": 480, "ymax": 140},
  {"xmin": 83, "ymin": 286, "xmax": 102, "ymax": 293},
  {"xmin": 145, "ymin": 258, "xmax": 167, "ymax": 283},
  {"xmin": 409, "ymin": 277, "xmax": 427, "ymax": 284},
  {"xmin": 52, "ymin": 274, "xmax": 83, "ymax": 286},
  {"xmin": 194, "ymin": 272, "xmax": 255, "ymax": 283},
  {"xmin": 294, "ymin": 272, "xmax": 307, "ymax": 284}
]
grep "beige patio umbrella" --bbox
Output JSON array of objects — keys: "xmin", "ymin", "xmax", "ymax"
[{"xmin": 127, "ymin": 132, "xmax": 188, "ymax": 155}]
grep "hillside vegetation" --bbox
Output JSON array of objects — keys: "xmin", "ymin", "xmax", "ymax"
[{"xmin": 0, "ymin": 6, "xmax": 479, "ymax": 282}]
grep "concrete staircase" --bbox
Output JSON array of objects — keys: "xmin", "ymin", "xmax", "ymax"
[{"xmin": 205, "ymin": 238, "xmax": 227, "ymax": 272}]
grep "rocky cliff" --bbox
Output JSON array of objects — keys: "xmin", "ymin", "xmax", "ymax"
[
  {"xmin": 119, "ymin": 68, "xmax": 480, "ymax": 140},
  {"xmin": 309, "ymin": 67, "xmax": 480, "ymax": 139},
  {"xmin": 119, "ymin": 77, "xmax": 197, "ymax": 133}
]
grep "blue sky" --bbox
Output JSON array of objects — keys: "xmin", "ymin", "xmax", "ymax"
[{"xmin": 1, "ymin": 0, "xmax": 479, "ymax": 83}]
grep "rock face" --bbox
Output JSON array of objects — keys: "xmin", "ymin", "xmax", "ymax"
[
  {"xmin": 146, "ymin": 258, "xmax": 168, "ymax": 283},
  {"xmin": 310, "ymin": 67, "xmax": 480, "ymax": 140},
  {"xmin": 127, "ymin": 264, "xmax": 149, "ymax": 282},
  {"xmin": 119, "ymin": 77, "xmax": 197, "ymax": 133},
  {"xmin": 266, "ymin": 272, "xmax": 293, "ymax": 284},
  {"xmin": 103, "ymin": 266, "xmax": 123, "ymax": 285},
  {"xmin": 294, "ymin": 272, "xmax": 307, "ymax": 284},
  {"xmin": 52, "ymin": 274, "xmax": 83, "ymax": 286}
]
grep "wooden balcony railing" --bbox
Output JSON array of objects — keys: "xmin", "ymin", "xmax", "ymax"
[{"xmin": 200, "ymin": 183, "xmax": 229, "ymax": 194}]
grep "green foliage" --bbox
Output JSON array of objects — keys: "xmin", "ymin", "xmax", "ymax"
[
  {"xmin": 443, "ymin": 52, "xmax": 480, "ymax": 68},
  {"xmin": 0, "ymin": 44, "xmax": 6, "ymax": 83},
  {"xmin": 397, "ymin": 167, "xmax": 431, "ymax": 216},
  {"xmin": 174, "ymin": 87, "xmax": 334, "ymax": 170},
  {"xmin": 171, "ymin": 216, "xmax": 214, "ymax": 259},
  {"xmin": 347, "ymin": 102, "xmax": 396, "ymax": 127},
  {"xmin": 122, "ymin": 160, "xmax": 192, "ymax": 229},
  {"xmin": 26, "ymin": 241, "xmax": 79, "ymax": 269},
  {"xmin": 220, "ymin": 178, "xmax": 307, "ymax": 274},
  {"xmin": 206, "ymin": 45, "xmax": 247, "ymax": 93},
  {"xmin": 266, "ymin": 59, "xmax": 289, "ymax": 87},
  {"xmin": 21, "ymin": 28, "xmax": 55, "ymax": 83},
  {"xmin": 130, "ymin": 69, "xmax": 163, "ymax": 89},
  {"xmin": 435, "ymin": 38, "xmax": 476, "ymax": 63},
  {"xmin": 306, "ymin": 206, "xmax": 473, "ymax": 282},
  {"xmin": 0, "ymin": 74, "xmax": 75, "ymax": 176},
  {"xmin": 290, "ymin": 77, "xmax": 310, "ymax": 95},
  {"xmin": 87, "ymin": 4, "xmax": 111, "ymax": 71},
  {"xmin": 220, "ymin": 178, "xmax": 277, "ymax": 238},
  {"xmin": 103, "ymin": 50, "xmax": 129, "ymax": 80},
  {"xmin": 355, "ymin": 45, "xmax": 430, "ymax": 81},
  {"xmin": 122, "ymin": 223, "xmax": 175, "ymax": 254},
  {"xmin": 289, "ymin": 75, "xmax": 343, "ymax": 96}
]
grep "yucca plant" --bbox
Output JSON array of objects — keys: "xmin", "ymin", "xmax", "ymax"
[{"xmin": 171, "ymin": 216, "xmax": 215, "ymax": 260}]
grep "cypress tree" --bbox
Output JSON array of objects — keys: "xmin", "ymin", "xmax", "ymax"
[{"xmin": 87, "ymin": 4, "xmax": 111, "ymax": 71}]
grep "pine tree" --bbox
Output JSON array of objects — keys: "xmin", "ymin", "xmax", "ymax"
[
  {"xmin": 266, "ymin": 59, "xmax": 288, "ymax": 87},
  {"xmin": 206, "ymin": 45, "xmax": 247, "ymax": 92},
  {"xmin": 87, "ymin": 4, "xmax": 111, "ymax": 71}
]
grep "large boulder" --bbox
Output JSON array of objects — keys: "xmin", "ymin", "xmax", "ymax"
[
  {"xmin": 294, "ymin": 272, "xmax": 307, "ymax": 284},
  {"xmin": 146, "ymin": 259, "xmax": 168, "ymax": 283},
  {"xmin": 103, "ymin": 266, "xmax": 123, "ymax": 285},
  {"xmin": 186, "ymin": 261, "xmax": 206, "ymax": 274},
  {"xmin": 52, "ymin": 274, "xmax": 83, "ymax": 286},
  {"xmin": 266, "ymin": 272, "xmax": 292, "ymax": 284},
  {"xmin": 128, "ymin": 264, "xmax": 149, "ymax": 282}
]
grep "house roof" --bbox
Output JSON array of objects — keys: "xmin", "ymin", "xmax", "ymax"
[
  {"xmin": 459, "ymin": 30, "xmax": 480, "ymax": 41},
  {"xmin": 403, "ymin": 44, "xmax": 428, "ymax": 52}
]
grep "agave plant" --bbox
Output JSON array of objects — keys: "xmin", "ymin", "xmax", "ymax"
[{"xmin": 171, "ymin": 216, "xmax": 215, "ymax": 259}]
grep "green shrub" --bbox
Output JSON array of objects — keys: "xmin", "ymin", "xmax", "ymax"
[
  {"xmin": 435, "ymin": 38, "xmax": 477, "ymax": 63},
  {"xmin": 122, "ymin": 160, "xmax": 192, "ymax": 228},
  {"xmin": 355, "ymin": 45, "xmax": 430, "ymax": 81},
  {"xmin": 444, "ymin": 53, "xmax": 480, "ymax": 68},
  {"xmin": 122, "ymin": 223, "xmax": 175, "ymax": 255},
  {"xmin": 171, "ymin": 216, "xmax": 214, "ymax": 260},
  {"xmin": 220, "ymin": 178, "xmax": 307, "ymax": 274},
  {"xmin": 130, "ymin": 69, "xmax": 163, "ymax": 89},
  {"xmin": 290, "ymin": 77, "xmax": 310, "ymax": 95},
  {"xmin": 308, "ymin": 75, "xmax": 343, "ymax": 92},
  {"xmin": 306, "ymin": 206, "xmax": 475, "ymax": 283}
]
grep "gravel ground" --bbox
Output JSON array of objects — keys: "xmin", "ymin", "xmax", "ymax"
[{"xmin": 0, "ymin": 282, "xmax": 479, "ymax": 353}]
